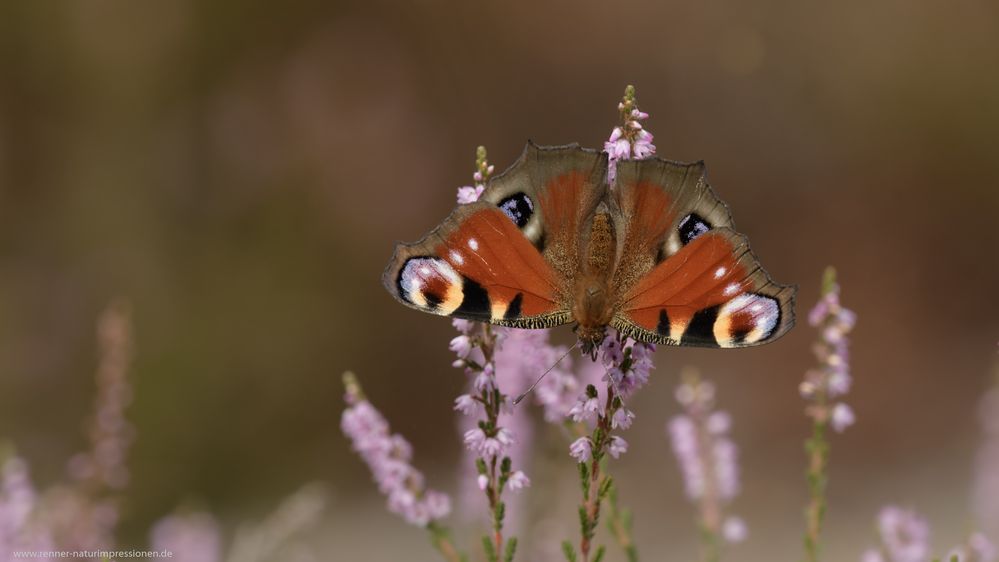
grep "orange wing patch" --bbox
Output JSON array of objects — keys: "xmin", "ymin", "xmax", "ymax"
[{"xmin": 395, "ymin": 207, "xmax": 568, "ymax": 326}]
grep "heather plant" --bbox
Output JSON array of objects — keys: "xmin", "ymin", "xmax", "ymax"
[
  {"xmin": 340, "ymin": 85, "xmax": 998, "ymax": 562},
  {"xmin": 0, "ymin": 301, "xmax": 326, "ymax": 562}
]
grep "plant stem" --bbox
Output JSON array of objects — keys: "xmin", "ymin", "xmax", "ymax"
[{"xmin": 429, "ymin": 522, "xmax": 465, "ymax": 562}]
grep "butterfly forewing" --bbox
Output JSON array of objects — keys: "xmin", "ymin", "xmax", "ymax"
[
  {"xmin": 383, "ymin": 143, "xmax": 607, "ymax": 330},
  {"xmin": 481, "ymin": 142, "xmax": 608, "ymax": 282}
]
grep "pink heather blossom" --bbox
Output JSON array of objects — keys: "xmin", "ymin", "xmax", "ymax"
[
  {"xmin": 454, "ymin": 394, "xmax": 481, "ymax": 416},
  {"xmin": 506, "ymin": 471, "xmax": 530, "ymax": 492},
  {"xmin": 570, "ymin": 437, "xmax": 593, "ymax": 463},
  {"xmin": 600, "ymin": 337, "xmax": 624, "ymax": 366},
  {"xmin": 947, "ymin": 533, "xmax": 998, "ymax": 562},
  {"xmin": 452, "ymin": 318, "xmax": 474, "ymax": 334},
  {"xmin": 611, "ymin": 407, "xmax": 635, "ymax": 430},
  {"xmin": 0, "ymin": 455, "xmax": 55, "ymax": 557},
  {"xmin": 831, "ymin": 402, "xmax": 856, "ymax": 433},
  {"xmin": 706, "ymin": 411, "xmax": 731, "ymax": 435},
  {"xmin": 668, "ymin": 373, "xmax": 746, "ymax": 544},
  {"xmin": 607, "ymin": 436, "xmax": 628, "ymax": 459},
  {"xmin": 568, "ymin": 395, "xmax": 601, "ymax": 423},
  {"xmin": 604, "ymin": 86, "xmax": 657, "ymax": 183},
  {"xmin": 150, "ymin": 513, "xmax": 222, "ymax": 562},
  {"xmin": 722, "ymin": 516, "xmax": 748, "ymax": 543},
  {"xmin": 456, "ymin": 185, "xmax": 484, "ymax": 204},
  {"xmin": 805, "ymin": 271, "xmax": 857, "ymax": 432},
  {"xmin": 477, "ymin": 475, "xmax": 489, "ymax": 491},
  {"xmin": 341, "ymin": 376, "xmax": 451, "ymax": 527},
  {"xmin": 631, "ymin": 130, "xmax": 656, "ymax": 159},
  {"xmin": 68, "ymin": 301, "xmax": 135, "ymax": 492},
  {"xmin": 874, "ymin": 506, "xmax": 930, "ymax": 562},
  {"xmin": 463, "ymin": 427, "xmax": 488, "ymax": 452},
  {"xmin": 473, "ymin": 368, "xmax": 497, "ymax": 392},
  {"xmin": 449, "ymin": 335, "xmax": 472, "ymax": 358}
]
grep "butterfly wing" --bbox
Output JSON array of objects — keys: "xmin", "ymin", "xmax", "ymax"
[
  {"xmin": 610, "ymin": 158, "xmax": 795, "ymax": 347},
  {"xmin": 383, "ymin": 142, "xmax": 608, "ymax": 329}
]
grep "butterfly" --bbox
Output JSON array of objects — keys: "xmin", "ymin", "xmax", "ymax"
[{"xmin": 383, "ymin": 142, "xmax": 795, "ymax": 356}]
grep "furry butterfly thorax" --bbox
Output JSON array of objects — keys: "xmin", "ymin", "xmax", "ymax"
[{"xmin": 383, "ymin": 142, "xmax": 796, "ymax": 355}]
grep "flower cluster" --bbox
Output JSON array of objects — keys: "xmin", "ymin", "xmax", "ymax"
[
  {"xmin": 603, "ymin": 84, "xmax": 656, "ymax": 183},
  {"xmin": 0, "ymin": 453, "xmax": 54, "ymax": 556},
  {"xmin": 150, "ymin": 512, "xmax": 222, "ymax": 562},
  {"xmin": 947, "ymin": 533, "xmax": 997, "ymax": 562},
  {"xmin": 860, "ymin": 506, "xmax": 930, "ymax": 562},
  {"xmin": 802, "ymin": 267, "xmax": 857, "ymax": 562},
  {"xmin": 456, "ymin": 146, "xmax": 494, "ymax": 204},
  {"xmin": 67, "ymin": 300, "xmax": 135, "ymax": 492},
  {"xmin": 667, "ymin": 371, "xmax": 747, "ymax": 552},
  {"xmin": 563, "ymin": 330, "xmax": 654, "ymax": 562},
  {"xmin": 801, "ymin": 268, "xmax": 858, "ymax": 432},
  {"xmin": 341, "ymin": 372, "xmax": 451, "ymax": 527},
  {"xmin": 567, "ymin": 331, "xmax": 653, "ymax": 464},
  {"xmin": 450, "ymin": 148, "xmax": 528, "ymax": 561}
]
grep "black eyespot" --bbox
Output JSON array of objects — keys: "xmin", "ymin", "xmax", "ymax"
[
  {"xmin": 498, "ymin": 193, "xmax": 534, "ymax": 228},
  {"xmin": 678, "ymin": 213, "xmax": 711, "ymax": 244}
]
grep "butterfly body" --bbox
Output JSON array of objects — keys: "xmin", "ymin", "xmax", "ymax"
[{"xmin": 384, "ymin": 143, "xmax": 796, "ymax": 350}]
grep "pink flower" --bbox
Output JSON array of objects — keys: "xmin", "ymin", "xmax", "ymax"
[
  {"xmin": 341, "ymin": 374, "xmax": 451, "ymax": 527},
  {"xmin": 150, "ymin": 513, "xmax": 222, "ymax": 562},
  {"xmin": 456, "ymin": 185, "xmax": 484, "ymax": 204},
  {"xmin": 506, "ymin": 471, "xmax": 530, "ymax": 492},
  {"xmin": 603, "ymin": 128, "xmax": 631, "ymax": 160},
  {"xmin": 600, "ymin": 337, "xmax": 624, "ymax": 366},
  {"xmin": 569, "ymin": 437, "xmax": 593, "ymax": 463},
  {"xmin": 831, "ymin": 402, "xmax": 856, "ymax": 433},
  {"xmin": 477, "ymin": 474, "xmax": 489, "ymax": 491},
  {"xmin": 568, "ymin": 395, "xmax": 601, "ymax": 423},
  {"xmin": 463, "ymin": 428, "xmax": 487, "ymax": 452},
  {"xmin": 611, "ymin": 407, "xmax": 635, "ymax": 430},
  {"xmin": 722, "ymin": 516, "xmax": 748, "ymax": 543},
  {"xmin": 449, "ymin": 335, "xmax": 472, "ymax": 358},
  {"xmin": 454, "ymin": 394, "xmax": 480, "ymax": 416},
  {"xmin": 607, "ymin": 436, "xmax": 628, "ymax": 459},
  {"xmin": 875, "ymin": 506, "xmax": 930, "ymax": 562}
]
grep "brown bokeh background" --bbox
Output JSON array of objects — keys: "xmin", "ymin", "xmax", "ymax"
[{"xmin": 1, "ymin": 0, "xmax": 997, "ymax": 560}]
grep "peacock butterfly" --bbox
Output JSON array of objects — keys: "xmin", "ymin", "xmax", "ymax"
[{"xmin": 383, "ymin": 142, "xmax": 795, "ymax": 355}]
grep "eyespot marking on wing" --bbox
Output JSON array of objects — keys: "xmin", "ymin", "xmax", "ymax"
[
  {"xmin": 713, "ymin": 293, "xmax": 781, "ymax": 347},
  {"xmin": 678, "ymin": 213, "xmax": 711, "ymax": 245},
  {"xmin": 498, "ymin": 193, "xmax": 534, "ymax": 228},
  {"xmin": 397, "ymin": 257, "xmax": 464, "ymax": 313}
]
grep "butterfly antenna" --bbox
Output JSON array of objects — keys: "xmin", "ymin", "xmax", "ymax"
[{"xmin": 512, "ymin": 341, "xmax": 579, "ymax": 406}]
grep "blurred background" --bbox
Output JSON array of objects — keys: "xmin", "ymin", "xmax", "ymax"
[{"xmin": 1, "ymin": 0, "xmax": 997, "ymax": 560}]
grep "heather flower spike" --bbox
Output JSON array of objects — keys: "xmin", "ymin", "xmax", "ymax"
[
  {"xmin": 566, "ymin": 329, "xmax": 653, "ymax": 562},
  {"xmin": 604, "ymin": 84, "xmax": 656, "ymax": 183},
  {"xmin": 668, "ymin": 369, "xmax": 746, "ymax": 561},
  {"xmin": 802, "ymin": 266, "xmax": 857, "ymax": 562},
  {"xmin": 450, "ymin": 147, "xmax": 526, "ymax": 562},
  {"xmin": 340, "ymin": 372, "xmax": 456, "ymax": 539}
]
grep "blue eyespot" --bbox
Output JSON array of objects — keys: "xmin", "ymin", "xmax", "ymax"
[
  {"xmin": 498, "ymin": 193, "xmax": 534, "ymax": 228},
  {"xmin": 678, "ymin": 213, "xmax": 711, "ymax": 244}
]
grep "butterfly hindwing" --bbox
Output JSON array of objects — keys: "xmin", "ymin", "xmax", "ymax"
[
  {"xmin": 383, "ymin": 143, "xmax": 607, "ymax": 329},
  {"xmin": 612, "ymin": 226, "xmax": 795, "ymax": 348}
]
